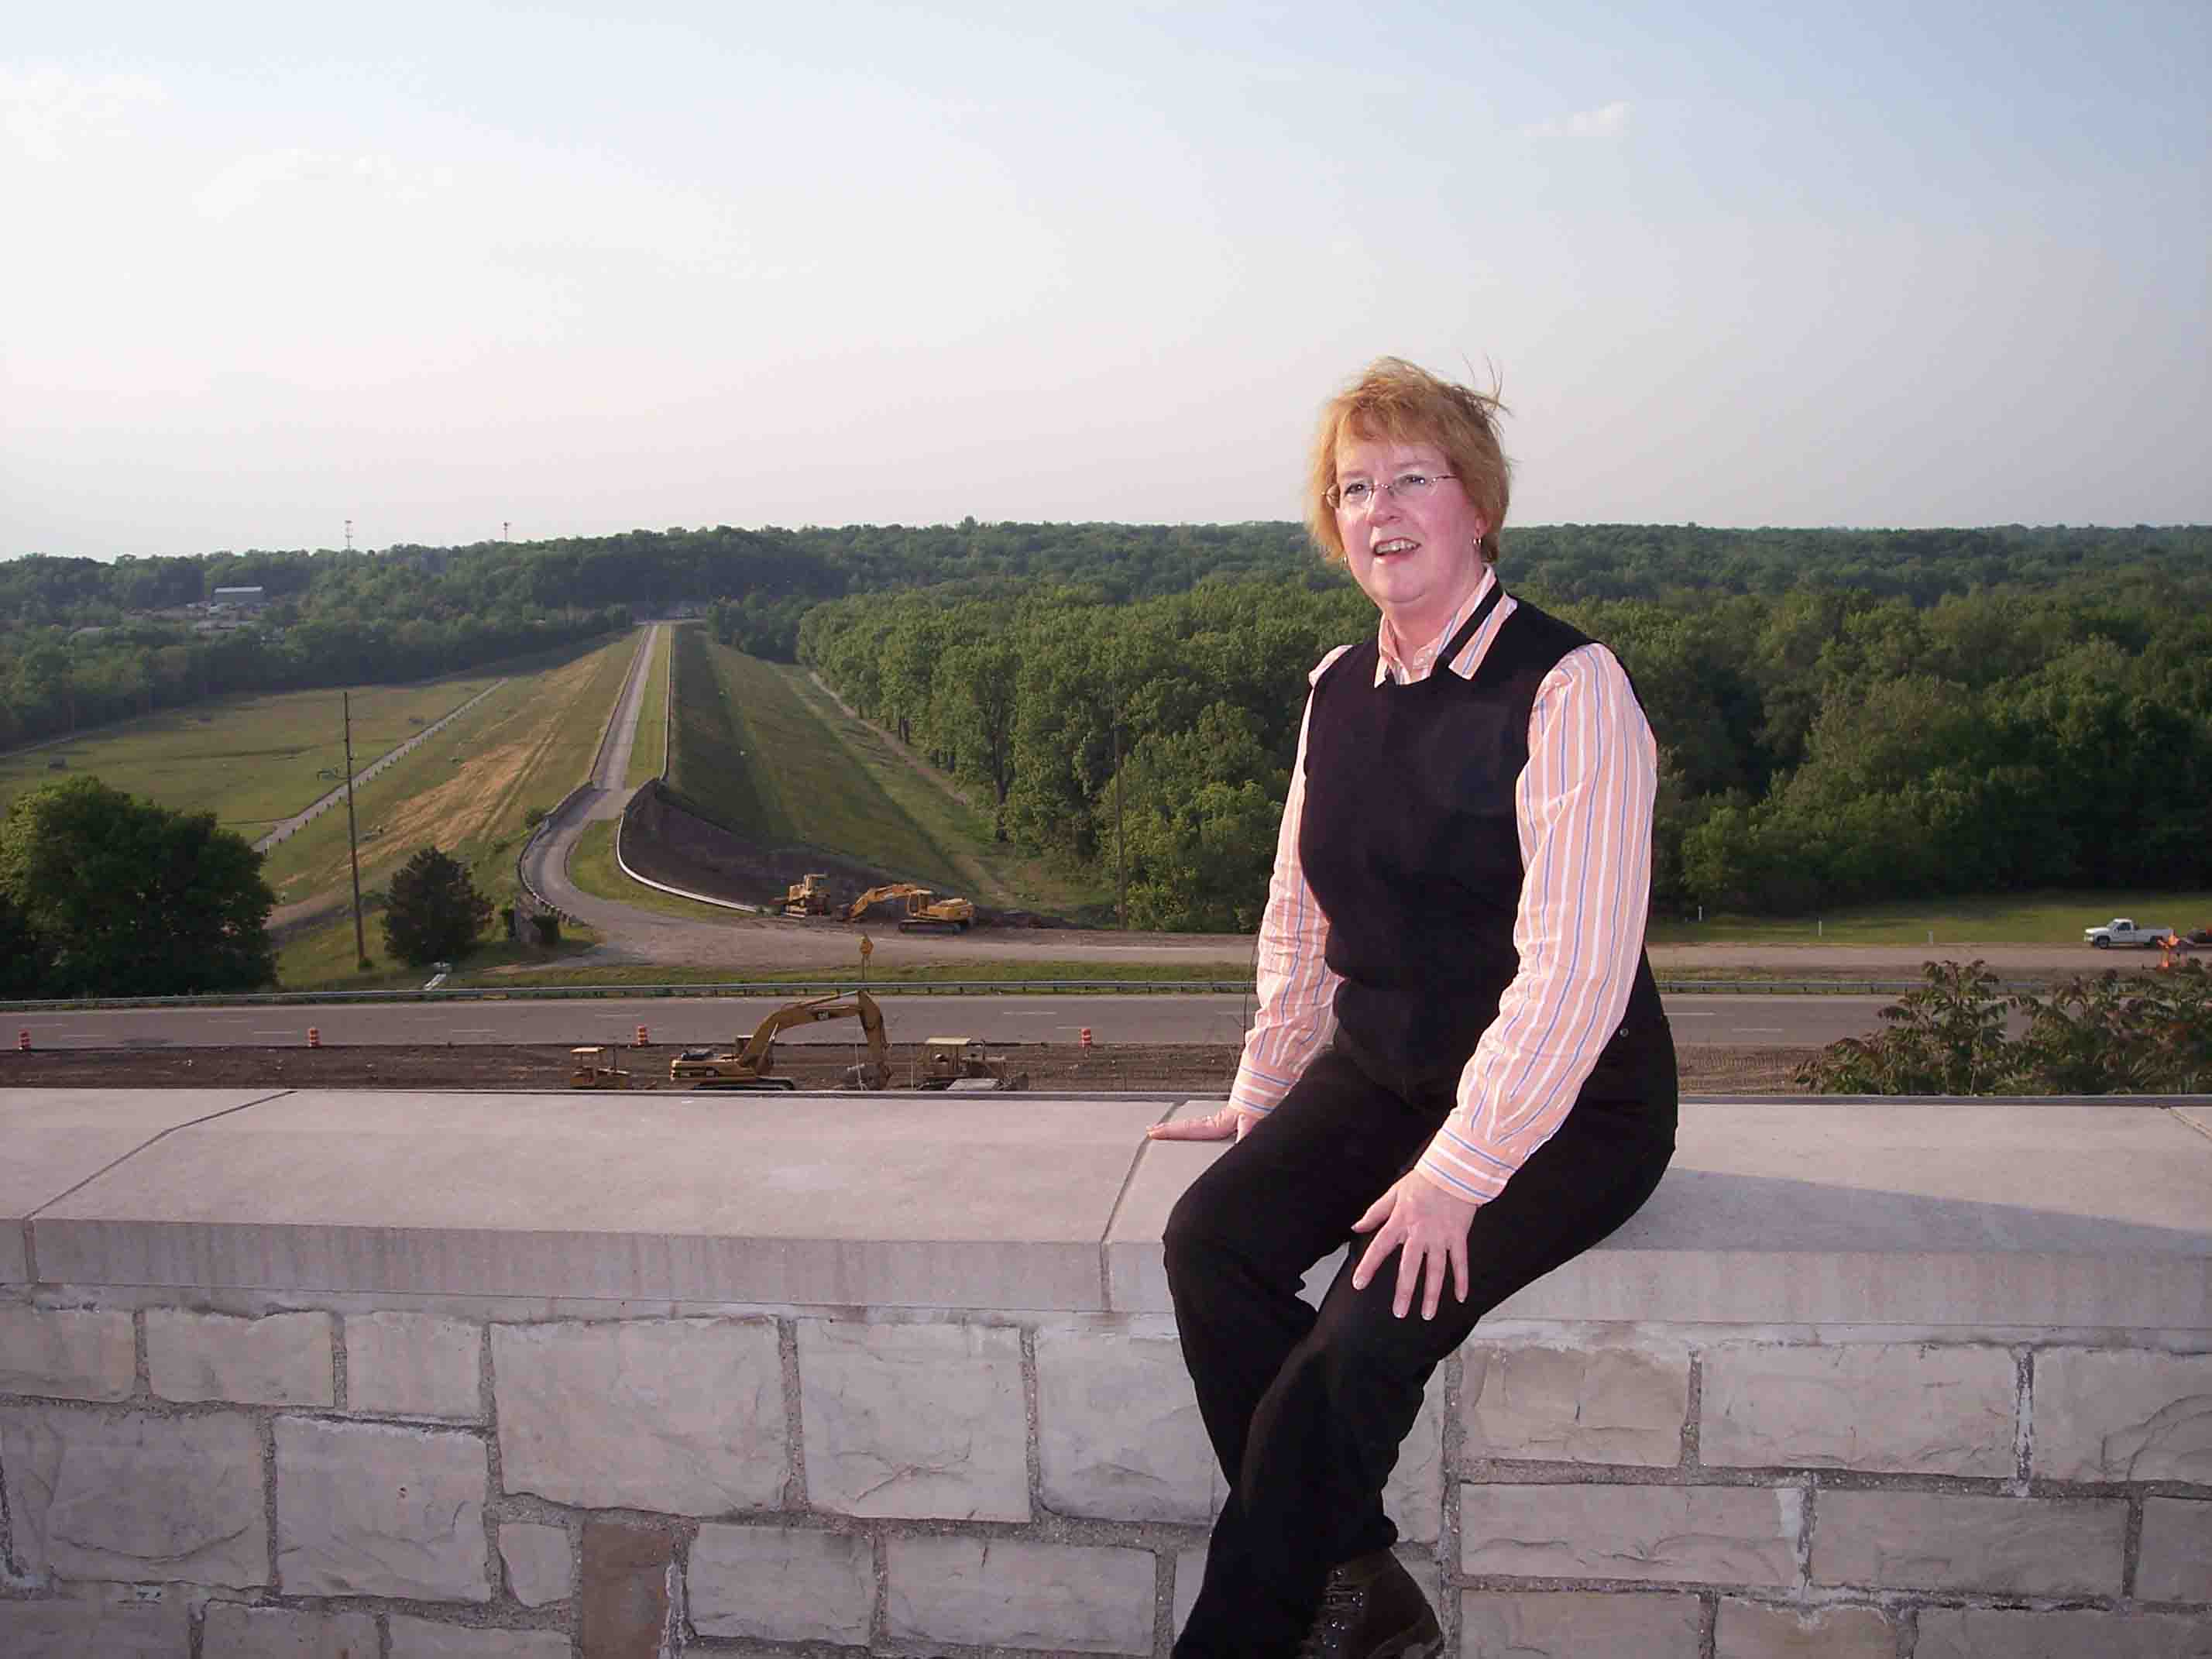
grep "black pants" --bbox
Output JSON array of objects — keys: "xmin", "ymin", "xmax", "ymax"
[{"xmin": 1163, "ymin": 1037, "xmax": 1677, "ymax": 1657}]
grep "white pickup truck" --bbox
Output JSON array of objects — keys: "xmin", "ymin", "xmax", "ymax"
[{"xmin": 2083, "ymin": 918, "xmax": 2172, "ymax": 949}]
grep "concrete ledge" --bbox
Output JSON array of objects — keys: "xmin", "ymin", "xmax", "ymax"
[{"xmin": 5, "ymin": 1091, "xmax": 2209, "ymax": 1325}]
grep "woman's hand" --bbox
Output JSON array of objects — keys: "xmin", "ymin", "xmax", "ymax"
[
  {"xmin": 1146, "ymin": 1105, "xmax": 1255, "ymax": 1142},
  {"xmin": 1350, "ymin": 1173, "xmax": 1480, "ymax": 1320}
]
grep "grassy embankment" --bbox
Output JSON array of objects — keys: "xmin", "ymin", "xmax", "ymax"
[
  {"xmin": 568, "ymin": 629, "xmax": 1112, "ymax": 925},
  {"xmin": 647, "ymin": 630, "xmax": 1105, "ymax": 912},
  {"xmin": 273, "ymin": 631, "xmax": 651, "ymax": 989},
  {"xmin": 0, "ymin": 676, "xmax": 504, "ymax": 828}
]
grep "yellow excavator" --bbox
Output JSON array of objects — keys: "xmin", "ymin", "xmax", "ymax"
[
  {"xmin": 844, "ymin": 882, "xmax": 976, "ymax": 933},
  {"xmin": 669, "ymin": 990, "xmax": 890, "ymax": 1090}
]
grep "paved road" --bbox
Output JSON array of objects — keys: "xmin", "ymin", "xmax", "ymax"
[{"xmin": 9, "ymin": 992, "xmax": 1902, "ymax": 1051}]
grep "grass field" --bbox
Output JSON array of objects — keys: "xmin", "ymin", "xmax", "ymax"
[
  {"xmin": 258, "ymin": 633, "xmax": 641, "ymax": 910},
  {"xmin": 276, "ymin": 906, "xmax": 603, "ymax": 991},
  {"xmin": 0, "ymin": 676, "xmax": 506, "ymax": 830},
  {"xmin": 623, "ymin": 624, "xmax": 673, "ymax": 789},
  {"xmin": 1650, "ymin": 891, "xmax": 2212, "ymax": 947}
]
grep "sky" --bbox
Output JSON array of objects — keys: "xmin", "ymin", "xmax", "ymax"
[{"xmin": 3, "ymin": 1, "xmax": 2206, "ymax": 560}]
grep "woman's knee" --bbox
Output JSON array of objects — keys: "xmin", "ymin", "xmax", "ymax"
[{"xmin": 1163, "ymin": 1176, "xmax": 1234, "ymax": 1283}]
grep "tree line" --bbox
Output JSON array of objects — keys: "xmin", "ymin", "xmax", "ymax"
[
  {"xmin": 9, "ymin": 521, "xmax": 2204, "ymax": 754},
  {"xmin": 795, "ymin": 562, "xmax": 2212, "ymax": 927},
  {"xmin": 6, "ymin": 522, "xmax": 2207, "ymax": 931}
]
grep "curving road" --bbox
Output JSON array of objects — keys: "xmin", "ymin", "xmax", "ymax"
[{"xmin": 519, "ymin": 623, "xmax": 661, "ymax": 926}]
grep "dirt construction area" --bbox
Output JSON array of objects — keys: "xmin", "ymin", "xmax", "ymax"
[{"xmin": 5, "ymin": 1040, "xmax": 1819, "ymax": 1096}]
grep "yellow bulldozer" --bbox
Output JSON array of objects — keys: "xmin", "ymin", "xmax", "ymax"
[
  {"xmin": 844, "ymin": 882, "xmax": 976, "ymax": 933},
  {"xmin": 669, "ymin": 990, "xmax": 890, "ymax": 1091},
  {"xmin": 568, "ymin": 1046, "xmax": 637, "ymax": 1089},
  {"xmin": 915, "ymin": 1036, "xmax": 1028, "ymax": 1091},
  {"xmin": 781, "ymin": 872, "xmax": 833, "ymax": 917}
]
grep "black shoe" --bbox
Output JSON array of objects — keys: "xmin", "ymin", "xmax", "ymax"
[{"xmin": 1294, "ymin": 1550, "xmax": 1443, "ymax": 1659}]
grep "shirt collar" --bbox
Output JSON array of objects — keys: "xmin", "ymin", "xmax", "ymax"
[{"xmin": 1373, "ymin": 566, "xmax": 1504, "ymax": 687}]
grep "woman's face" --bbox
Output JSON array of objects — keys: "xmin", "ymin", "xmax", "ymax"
[{"xmin": 1333, "ymin": 430, "xmax": 1489, "ymax": 644}]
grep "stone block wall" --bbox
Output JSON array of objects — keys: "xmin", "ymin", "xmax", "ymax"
[{"xmin": 3, "ymin": 1296, "xmax": 2208, "ymax": 1656}]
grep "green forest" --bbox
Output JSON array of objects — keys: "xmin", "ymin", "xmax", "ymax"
[{"xmin": 3, "ymin": 520, "xmax": 2207, "ymax": 930}]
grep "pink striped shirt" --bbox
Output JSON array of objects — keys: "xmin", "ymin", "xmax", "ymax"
[{"xmin": 1226, "ymin": 567, "xmax": 1657, "ymax": 1204}]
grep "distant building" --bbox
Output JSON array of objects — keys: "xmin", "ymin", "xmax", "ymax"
[{"xmin": 211, "ymin": 586, "xmax": 266, "ymax": 609}]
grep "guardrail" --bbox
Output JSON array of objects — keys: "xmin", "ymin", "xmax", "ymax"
[{"xmin": 0, "ymin": 977, "xmax": 1987, "ymax": 1014}]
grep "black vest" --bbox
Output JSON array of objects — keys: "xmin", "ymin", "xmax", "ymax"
[{"xmin": 1300, "ymin": 593, "xmax": 1667, "ymax": 1101}]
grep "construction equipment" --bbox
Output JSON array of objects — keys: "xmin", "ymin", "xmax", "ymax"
[
  {"xmin": 845, "ymin": 882, "xmax": 976, "ymax": 933},
  {"xmin": 781, "ymin": 873, "xmax": 833, "ymax": 918},
  {"xmin": 568, "ymin": 1046, "xmax": 636, "ymax": 1090},
  {"xmin": 670, "ymin": 990, "xmax": 890, "ymax": 1091},
  {"xmin": 2158, "ymin": 929, "xmax": 2208, "ymax": 970},
  {"xmin": 915, "ymin": 1036, "xmax": 1028, "ymax": 1092}
]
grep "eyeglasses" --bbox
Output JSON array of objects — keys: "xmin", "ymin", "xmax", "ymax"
[{"xmin": 1327, "ymin": 472, "xmax": 1456, "ymax": 513}]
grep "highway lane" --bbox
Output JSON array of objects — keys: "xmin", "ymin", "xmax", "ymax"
[{"xmin": 9, "ymin": 993, "xmax": 1898, "ymax": 1052}]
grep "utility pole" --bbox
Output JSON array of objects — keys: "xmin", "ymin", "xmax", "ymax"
[
  {"xmin": 1113, "ymin": 721, "xmax": 1126, "ymax": 930},
  {"xmin": 344, "ymin": 518, "xmax": 353, "ymax": 551},
  {"xmin": 342, "ymin": 692, "xmax": 369, "ymax": 969},
  {"xmin": 502, "ymin": 520, "xmax": 510, "ymax": 542}
]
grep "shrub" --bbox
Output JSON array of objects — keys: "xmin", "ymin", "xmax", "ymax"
[
  {"xmin": 380, "ymin": 847, "xmax": 493, "ymax": 967},
  {"xmin": 1796, "ymin": 958, "xmax": 2212, "ymax": 1094}
]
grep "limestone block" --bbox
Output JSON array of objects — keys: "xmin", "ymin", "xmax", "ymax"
[
  {"xmin": 1458, "ymin": 1591, "xmax": 1702, "ymax": 1657},
  {"xmin": 498, "ymin": 1521, "xmax": 572, "ymax": 1608},
  {"xmin": 1460, "ymin": 1341, "xmax": 1688, "ymax": 1467},
  {"xmin": 1702, "ymin": 1342, "xmax": 2015, "ymax": 1476},
  {"xmin": 798, "ymin": 1320, "xmax": 1027, "ymax": 1520},
  {"xmin": 1036, "ymin": 1328, "xmax": 1217, "ymax": 1522},
  {"xmin": 202, "ymin": 1601, "xmax": 378, "ymax": 1657},
  {"xmin": 2032, "ymin": 1348, "xmax": 2212, "ymax": 1483},
  {"xmin": 689, "ymin": 1523, "xmax": 872, "ymax": 1644},
  {"xmin": 345, "ymin": 1312, "xmax": 481, "ymax": 1420},
  {"xmin": 1385, "ymin": 1369, "xmax": 1444, "ymax": 1544},
  {"xmin": 491, "ymin": 1317, "xmax": 784, "ymax": 1515},
  {"xmin": 885, "ymin": 1535, "xmax": 1156, "ymax": 1655},
  {"xmin": 0, "ymin": 1404, "xmax": 268, "ymax": 1587},
  {"xmin": 1173, "ymin": 1544, "xmax": 1206, "ymax": 1632},
  {"xmin": 1715, "ymin": 1599, "xmax": 1897, "ymax": 1658},
  {"xmin": 1914, "ymin": 1606, "xmax": 2212, "ymax": 1659},
  {"xmin": 274, "ymin": 1417, "xmax": 489, "ymax": 1600},
  {"xmin": 147, "ymin": 1310, "xmax": 332, "ymax": 1407},
  {"xmin": 0, "ymin": 1306, "xmax": 136, "ymax": 1400},
  {"xmin": 0, "ymin": 1600, "xmax": 187, "ymax": 1657},
  {"xmin": 580, "ymin": 1519, "xmax": 675, "ymax": 1659},
  {"xmin": 2138, "ymin": 1496, "xmax": 2212, "ymax": 1602},
  {"xmin": 386, "ymin": 1620, "xmax": 571, "ymax": 1659},
  {"xmin": 1460, "ymin": 1482, "xmax": 1799, "ymax": 1586},
  {"xmin": 1811, "ymin": 1489, "xmax": 2123, "ymax": 1595}
]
